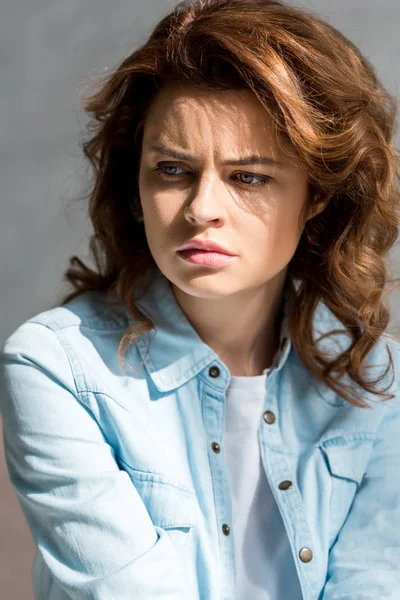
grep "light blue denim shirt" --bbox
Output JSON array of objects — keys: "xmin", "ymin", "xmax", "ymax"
[{"xmin": 1, "ymin": 268, "xmax": 400, "ymax": 600}]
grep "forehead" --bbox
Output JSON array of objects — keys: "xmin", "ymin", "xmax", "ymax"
[{"xmin": 142, "ymin": 83, "xmax": 293, "ymax": 155}]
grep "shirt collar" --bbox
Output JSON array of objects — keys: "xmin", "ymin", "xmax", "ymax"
[{"xmin": 132, "ymin": 268, "xmax": 293, "ymax": 393}]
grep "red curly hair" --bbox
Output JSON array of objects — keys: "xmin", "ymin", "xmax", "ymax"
[{"xmin": 60, "ymin": 0, "xmax": 400, "ymax": 408}]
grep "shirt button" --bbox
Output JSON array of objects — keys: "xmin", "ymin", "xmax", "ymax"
[
  {"xmin": 222, "ymin": 524, "xmax": 230, "ymax": 536},
  {"xmin": 263, "ymin": 410, "xmax": 276, "ymax": 424},
  {"xmin": 278, "ymin": 480, "xmax": 293, "ymax": 490},
  {"xmin": 209, "ymin": 366, "xmax": 220, "ymax": 378},
  {"xmin": 299, "ymin": 547, "xmax": 313, "ymax": 563},
  {"xmin": 211, "ymin": 442, "xmax": 221, "ymax": 453}
]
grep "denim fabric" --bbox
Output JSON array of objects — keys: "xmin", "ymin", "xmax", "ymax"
[{"xmin": 1, "ymin": 267, "xmax": 400, "ymax": 600}]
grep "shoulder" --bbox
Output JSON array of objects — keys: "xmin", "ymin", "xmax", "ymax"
[
  {"xmin": 368, "ymin": 332, "xmax": 400, "ymax": 398},
  {"xmin": 2, "ymin": 290, "xmax": 132, "ymax": 346},
  {"xmin": 15, "ymin": 290, "xmax": 130, "ymax": 334},
  {"xmin": 0, "ymin": 292, "xmax": 137, "ymax": 401},
  {"xmin": 314, "ymin": 298, "xmax": 400, "ymax": 408}
]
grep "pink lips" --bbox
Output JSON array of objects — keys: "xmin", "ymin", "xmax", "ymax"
[
  {"xmin": 177, "ymin": 238, "xmax": 236, "ymax": 256},
  {"xmin": 177, "ymin": 238, "xmax": 237, "ymax": 267},
  {"xmin": 177, "ymin": 239, "xmax": 236, "ymax": 267},
  {"xmin": 177, "ymin": 248, "xmax": 236, "ymax": 267}
]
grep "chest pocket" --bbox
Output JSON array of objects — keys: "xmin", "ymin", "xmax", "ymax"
[
  {"xmin": 319, "ymin": 434, "xmax": 376, "ymax": 548},
  {"xmin": 117, "ymin": 457, "xmax": 199, "ymax": 530}
]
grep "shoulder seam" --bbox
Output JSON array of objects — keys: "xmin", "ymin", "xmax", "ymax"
[
  {"xmin": 25, "ymin": 321, "xmax": 91, "ymax": 408},
  {"xmin": 28, "ymin": 317, "xmax": 130, "ymax": 333}
]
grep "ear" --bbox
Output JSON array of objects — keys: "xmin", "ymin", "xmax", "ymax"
[{"xmin": 306, "ymin": 193, "xmax": 330, "ymax": 221}]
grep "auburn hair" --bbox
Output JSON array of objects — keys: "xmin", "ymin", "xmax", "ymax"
[{"xmin": 59, "ymin": 0, "xmax": 400, "ymax": 408}]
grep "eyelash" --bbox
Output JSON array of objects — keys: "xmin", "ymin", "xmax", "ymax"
[{"xmin": 153, "ymin": 164, "xmax": 272, "ymax": 186}]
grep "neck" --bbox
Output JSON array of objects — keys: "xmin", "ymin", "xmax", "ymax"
[{"xmin": 171, "ymin": 270, "xmax": 287, "ymax": 377}]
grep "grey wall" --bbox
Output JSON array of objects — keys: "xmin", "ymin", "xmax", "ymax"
[{"xmin": 1, "ymin": 1, "xmax": 399, "ymax": 596}]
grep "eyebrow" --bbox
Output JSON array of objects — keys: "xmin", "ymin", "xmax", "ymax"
[{"xmin": 148, "ymin": 144, "xmax": 286, "ymax": 168}]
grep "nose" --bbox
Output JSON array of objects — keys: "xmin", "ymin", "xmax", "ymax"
[{"xmin": 183, "ymin": 173, "xmax": 227, "ymax": 225}]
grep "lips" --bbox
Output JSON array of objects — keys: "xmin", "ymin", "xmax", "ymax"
[
  {"xmin": 177, "ymin": 239, "xmax": 235, "ymax": 256},
  {"xmin": 177, "ymin": 248, "xmax": 236, "ymax": 267}
]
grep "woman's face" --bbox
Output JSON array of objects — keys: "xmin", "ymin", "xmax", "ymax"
[{"xmin": 138, "ymin": 82, "xmax": 313, "ymax": 300}]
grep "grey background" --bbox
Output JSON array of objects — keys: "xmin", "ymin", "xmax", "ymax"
[{"xmin": 1, "ymin": 1, "xmax": 399, "ymax": 596}]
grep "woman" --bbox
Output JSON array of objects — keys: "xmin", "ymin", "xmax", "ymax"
[{"xmin": 1, "ymin": 0, "xmax": 400, "ymax": 598}]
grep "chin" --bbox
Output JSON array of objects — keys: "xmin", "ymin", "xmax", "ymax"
[{"xmin": 166, "ymin": 268, "xmax": 243, "ymax": 299}]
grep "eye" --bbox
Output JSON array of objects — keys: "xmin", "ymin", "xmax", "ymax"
[
  {"xmin": 153, "ymin": 164, "xmax": 272, "ymax": 186},
  {"xmin": 235, "ymin": 172, "xmax": 271, "ymax": 186},
  {"xmin": 153, "ymin": 164, "xmax": 187, "ymax": 178}
]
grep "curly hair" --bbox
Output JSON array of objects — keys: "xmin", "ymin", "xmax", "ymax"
[{"xmin": 59, "ymin": 0, "xmax": 400, "ymax": 408}]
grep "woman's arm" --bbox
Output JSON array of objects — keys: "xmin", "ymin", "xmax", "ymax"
[{"xmin": 0, "ymin": 322, "xmax": 195, "ymax": 599}]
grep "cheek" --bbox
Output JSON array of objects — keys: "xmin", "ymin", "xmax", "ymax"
[
  {"xmin": 138, "ymin": 169, "xmax": 162, "ymax": 216},
  {"xmin": 144, "ymin": 202, "xmax": 171, "ymax": 225},
  {"xmin": 140, "ymin": 190, "xmax": 179, "ymax": 228},
  {"xmin": 276, "ymin": 209, "xmax": 304, "ymax": 247},
  {"xmin": 248, "ymin": 206, "xmax": 305, "ymax": 260},
  {"xmin": 141, "ymin": 195, "xmax": 183, "ymax": 258}
]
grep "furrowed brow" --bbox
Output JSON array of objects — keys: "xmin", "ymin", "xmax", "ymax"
[{"xmin": 149, "ymin": 144, "xmax": 286, "ymax": 168}]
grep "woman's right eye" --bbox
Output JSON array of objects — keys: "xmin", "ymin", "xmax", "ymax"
[{"xmin": 154, "ymin": 164, "xmax": 187, "ymax": 177}]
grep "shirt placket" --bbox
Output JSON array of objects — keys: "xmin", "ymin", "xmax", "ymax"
[
  {"xmin": 259, "ymin": 366, "xmax": 320, "ymax": 600},
  {"xmin": 201, "ymin": 362, "xmax": 236, "ymax": 600}
]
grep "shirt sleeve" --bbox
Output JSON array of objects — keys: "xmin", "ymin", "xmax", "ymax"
[
  {"xmin": 321, "ymin": 346, "xmax": 400, "ymax": 600},
  {"xmin": 0, "ymin": 321, "xmax": 195, "ymax": 600}
]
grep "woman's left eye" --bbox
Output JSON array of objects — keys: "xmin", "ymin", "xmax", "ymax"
[
  {"xmin": 236, "ymin": 172, "xmax": 271, "ymax": 186},
  {"xmin": 154, "ymin": 165, "xmax": 271, "ymax": 186}
]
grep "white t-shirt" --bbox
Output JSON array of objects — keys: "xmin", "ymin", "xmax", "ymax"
[{"xmin": 224, "ymin": 369, "xmax": 303, "ymax": 600}]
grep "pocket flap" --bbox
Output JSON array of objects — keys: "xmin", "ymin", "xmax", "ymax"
[
  {"xmin": 319, "ymin": 435, "xmax": 376, "ymax": 485},
  {"xmin": 118, "ymin": 460, "xmax": 198, "ymax": 529}
]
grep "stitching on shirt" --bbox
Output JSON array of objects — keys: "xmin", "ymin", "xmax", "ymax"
[
  {"xmin": 117, "ymin": 455, "xmax": 196, "ymax": 495},
  {"xmin": 29, "ymin": 317, "xmax": 129, "ymax": 333},
  {"xmin": 43, "ymin": 323, "xmax": 92, "ymax": 408},
  {"xmin": 138, "ymin": 334, "xmax": 214, "ymax": 389},
  {"xmin": 88, "ymin": 390, "xmax": 132, "ymax": 413}
]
